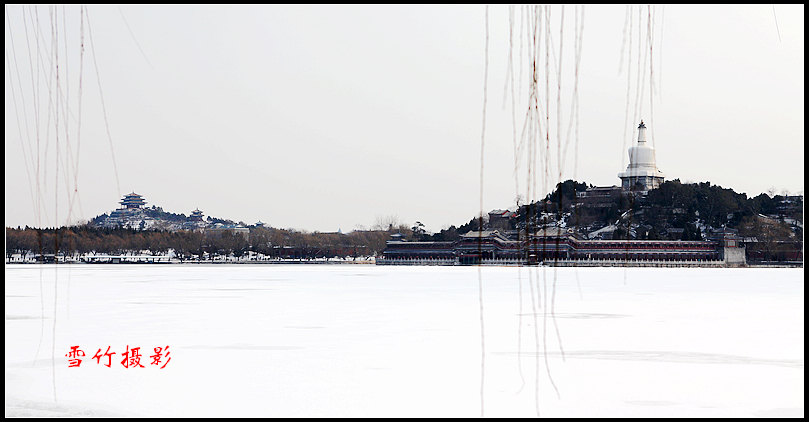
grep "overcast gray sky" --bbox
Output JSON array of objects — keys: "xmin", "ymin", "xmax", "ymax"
[{"xmin": 5, "ymin": 4, "xmax": 804, "ymax": 233}]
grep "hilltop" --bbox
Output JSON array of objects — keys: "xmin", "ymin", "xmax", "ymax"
[{"xmin": 413, "ymin": 179, "xmax": 802, "ymax": 263}]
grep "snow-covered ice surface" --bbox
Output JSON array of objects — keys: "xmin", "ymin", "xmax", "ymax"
[{"xmin": 5, "ymin": 264, "xmax": 804, "ymax": 417}]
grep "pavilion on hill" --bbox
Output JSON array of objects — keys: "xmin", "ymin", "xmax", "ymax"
[
  {"xmin": 189, "ymin": 209, "xmax": 205, "ymax": 222},
  {"xmin": 120, "ymin": 192, "xmax": 147, "ymax": 209}
]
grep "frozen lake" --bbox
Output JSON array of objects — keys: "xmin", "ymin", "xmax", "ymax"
[{"xmin": 4, "ymin": 264, "xmax": 804, "ymax": 417}]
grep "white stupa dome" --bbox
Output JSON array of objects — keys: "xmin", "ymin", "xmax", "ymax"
[{"xmin": 618, "ymin": 121, "xmax": 665, "ymax": 190}]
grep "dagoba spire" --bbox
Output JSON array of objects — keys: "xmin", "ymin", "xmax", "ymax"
[
  {"xmin": 618, "ymin": 120, "xmax": 664, "ymax": 192},
  {"xmin": 637, "ymin": 120, "xmax": 647, "ymax": 144}
]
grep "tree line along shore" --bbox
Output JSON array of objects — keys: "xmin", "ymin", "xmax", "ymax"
[{"xmin": 5, "ymin": 180, "xmax": 803, "ymax": 264}]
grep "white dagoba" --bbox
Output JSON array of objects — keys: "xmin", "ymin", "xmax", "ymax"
[{"xmin": 618, "ymin": 121, "xmax": 665, "ymax": 191}]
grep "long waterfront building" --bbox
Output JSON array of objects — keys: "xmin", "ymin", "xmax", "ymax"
[{"xmin": 379, "ymin": 229, "xmax": 747, "ymax": 267}]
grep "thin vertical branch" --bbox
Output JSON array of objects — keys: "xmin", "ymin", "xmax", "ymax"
[{"xmin": 477, "ymin": 6, "xmax": 489, "ymax": 417}]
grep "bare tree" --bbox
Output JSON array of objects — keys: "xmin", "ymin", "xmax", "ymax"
[{"xmin": 373, "ymin": 214, "xmax": 402, "ymax": 231}]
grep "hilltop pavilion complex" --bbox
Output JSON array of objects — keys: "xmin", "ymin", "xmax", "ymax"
[{"xmin": 108, "ymin": 192, "xmax": 147, "ymax": 222}]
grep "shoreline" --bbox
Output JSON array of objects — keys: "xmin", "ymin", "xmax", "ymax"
[{"xmin": 5, "ymin": 261, "xmax": 802, "ymax": 268}]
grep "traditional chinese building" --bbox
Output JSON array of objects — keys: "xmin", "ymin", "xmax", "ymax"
[
  {"xmin": 182, "ymin": 208, "xmax": 207, "ymax": 230},
  {"xmin": 120, "ymin": 192, "xmax": 147, "ymax": 209},
  {"xmin": 488, "ymin": 209, "xmax": 517, "ymax": 230},
  {"xmin": 576, "ymin": 185, "xmax": 623, "ymax": 208},
  {"xmin": 106, "ymin": 192, "xmax": 149, "ymax": 227},
  {"xmin": 379, "ymin": 228, "xmax": 745, "ymax": 267},
  {"xmin": 189, "ymin": 209, "xmax": 204, "ymax": 222},
  {"xmin": 618, "ymin": 121, "xmax": 665, "ymax": 191}
]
